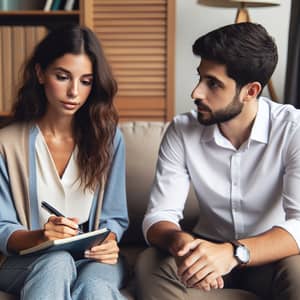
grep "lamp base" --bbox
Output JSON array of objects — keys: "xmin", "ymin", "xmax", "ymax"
[{"xmin": 235, "ymin": 8, "xmax": 250, "ymax": 23}]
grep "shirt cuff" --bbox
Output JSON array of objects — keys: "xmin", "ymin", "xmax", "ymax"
[
  {"xmin": 274, "ymin": 219, "xmax": 300, "ymax": 250},
  {"xmin": 142, "ymin": 213, "xmax": 181, "ymax": 245},
  {"xmin": 99, "ymin": 220, "xmax": 126, "ymax": 242}
]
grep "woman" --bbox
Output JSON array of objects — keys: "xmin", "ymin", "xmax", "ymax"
[{"xmin": 0, "ymin": 25, "xmax": 128, "ymax": 299}]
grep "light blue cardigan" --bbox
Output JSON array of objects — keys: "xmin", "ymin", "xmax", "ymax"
[{"xmin": 0, "ymin": 122, "xmax": 128, "ymax": 265}]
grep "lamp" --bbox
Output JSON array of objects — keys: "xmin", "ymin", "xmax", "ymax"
[
  {"xmin": 230, "ymin": 1, "xmax": 281, "ymax": 23},
  {"xmin": 198, "ymin": 0, "xmax": 281, "ymax": 101}
]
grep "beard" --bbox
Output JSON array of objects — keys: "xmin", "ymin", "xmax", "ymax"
[{"xmin": 195, "ymin": 93, "xmax": 243, "ymax": 126}]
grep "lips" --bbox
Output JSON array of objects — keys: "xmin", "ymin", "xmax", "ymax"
[
  {"xmin": 61, "ymin": 101, "xmax": 79, "ymax": 106},
  {"xmin": 194, "ymin": 100, "xmax": 210, "ymax": 112},
  {"xmin": 60, "ymin": 101, "xmax": 80, "ymax": 110}
]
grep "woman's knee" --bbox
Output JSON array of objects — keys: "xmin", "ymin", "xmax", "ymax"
[
  {"xmin": 73, "ymin": 276, "xmax": 125, "ymax": 300},
  {"xmin": 31, "ymin": 251, "xmax": 76, "ymax": 277}
]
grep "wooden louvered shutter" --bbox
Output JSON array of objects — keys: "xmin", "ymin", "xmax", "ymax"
[{"xmin": 80, "ymin": 0, "xmax": 175, "ymax": 121}]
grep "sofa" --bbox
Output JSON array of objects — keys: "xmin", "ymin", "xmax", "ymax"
[{"xmin": 0, "ymin": 121, "xmax": 258, "ymax": 300}]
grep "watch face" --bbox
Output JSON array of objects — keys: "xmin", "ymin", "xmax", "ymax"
[{"xmin": 236, "ymin": 245, "xmax": 250, "ymax": 264}]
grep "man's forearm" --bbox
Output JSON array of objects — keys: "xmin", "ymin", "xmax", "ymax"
[
  {"xmin": 147, "ymin": 221, "xmax": 194, "ymax": 254},
  {"xmin": 241, "ymin": 226, "xmax": 299, "ymax": 266}
]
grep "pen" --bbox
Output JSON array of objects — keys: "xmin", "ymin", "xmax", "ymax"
[{"xmin": 41, "ymin": 201, "xmax": 83, "ymax": 234}]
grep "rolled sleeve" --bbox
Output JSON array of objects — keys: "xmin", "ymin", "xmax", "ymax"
[
  {"xmin": 274, "ymin": 219, "xmax": 300, "ymax": 250},
  {"xmin": 0, "ymin": 155, "xmax": 27, "ymax": 255},
  {"xmin": 142, "ymin": 122, "xmax": 190, "ymax": 244}
]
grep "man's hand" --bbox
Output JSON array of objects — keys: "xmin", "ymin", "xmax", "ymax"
[
  {"xmin": 147, "ymin": 222, "xmax": 235, "ymax": 291},
  {"xmin": 174, "ymin": 238, "xmax": 237, "ymax": 291}
]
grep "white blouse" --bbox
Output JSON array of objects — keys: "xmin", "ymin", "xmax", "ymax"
[{"xmin": 35, "ymin": 128, "xmax": 94, "ymax": 227}]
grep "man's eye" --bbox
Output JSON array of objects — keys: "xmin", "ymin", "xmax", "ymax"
[
  {"xmin": 56, "ymin": 74, "xmax": 68, "ymax": 81},
  {"xmin": 207, "ymin": 79, "xmax": 219, "ymax": 89}
]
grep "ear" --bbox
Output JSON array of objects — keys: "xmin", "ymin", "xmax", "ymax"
[
  {"xmin": 35, "ymin": 64, "xmax": 45, "ymax": 84},
  {"xmin": 244, "ymin": 82, "xmax": 261, "ymax": 101}
]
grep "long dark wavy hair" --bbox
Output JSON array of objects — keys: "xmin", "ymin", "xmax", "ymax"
[{"xmin": 12, "ymin": 24, "xmax": 118, "ymax": 191}]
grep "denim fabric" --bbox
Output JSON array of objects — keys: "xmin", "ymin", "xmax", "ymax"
[{"xmin": 0, "ymin": 251, "xmax": 126, "ymax": 300}]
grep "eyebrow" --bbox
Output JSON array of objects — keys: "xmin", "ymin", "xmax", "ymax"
[
  {"xmin": 53, "ymin": 67, "xmax": 93, "ymax": 77},
  {"xmin": 197, "ymin": 68, "xmax": 225, "ymax": 88}
]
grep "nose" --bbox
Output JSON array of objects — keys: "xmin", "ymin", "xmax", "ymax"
[
  {"xmin": 67, "ymin": 80, "xmax": 79, "ymax": 98},
  {"xmin": 191, "ymin": 81, "xmax": 204, "ymax": 101}
]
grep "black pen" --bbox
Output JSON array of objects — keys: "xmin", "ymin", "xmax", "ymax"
[{"xmin": 41, "ymin": 201, "xmax": 83, "ymax": 234}]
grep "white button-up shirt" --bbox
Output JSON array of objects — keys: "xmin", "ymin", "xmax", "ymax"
[{"xmin": 143, "ymin": 97, "xmax": 300, "ymax": 248}]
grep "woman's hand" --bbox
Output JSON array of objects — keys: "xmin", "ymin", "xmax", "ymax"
[
  {"xmin": 43, "ymin": 216, "xmax": 80, "ymax": 240},
  {"xmin": 84, "ymin": 232, "xmax": 120, "ymax": 264}
]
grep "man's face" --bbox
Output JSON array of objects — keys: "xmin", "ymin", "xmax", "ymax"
[{"xmin": 191, "ymin": 59, "xmax": 243, "ymax": 126}]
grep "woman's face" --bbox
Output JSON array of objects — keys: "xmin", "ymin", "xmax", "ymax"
[{"xmin": 36, "ymin": 53, "xmax": 93, "ymax": 117}]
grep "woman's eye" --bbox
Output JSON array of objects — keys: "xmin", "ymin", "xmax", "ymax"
[
  {"xmin": 81, "ymin": 79, "xmax": 93, "ymax": 86},
  {"xmin": 56, "ymin": 74, "xmax": 68, "ymax": 81}
]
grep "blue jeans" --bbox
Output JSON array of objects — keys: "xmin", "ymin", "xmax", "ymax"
[{"xmin": 0, "ymin": 251, "xmax": 127, "ymax": 300}]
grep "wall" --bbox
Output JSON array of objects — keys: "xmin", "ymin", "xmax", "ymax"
[{"xmin": 175, "ymin": 0, "xmax": 291, "ymax": 114}]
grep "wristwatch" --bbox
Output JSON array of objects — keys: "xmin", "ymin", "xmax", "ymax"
[{"xmin": 230, "ymin": 240, "xmax": 250, "ymax": 265}]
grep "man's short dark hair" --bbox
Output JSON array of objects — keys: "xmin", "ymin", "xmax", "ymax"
[{"xmin": 192, "ymin": 22, "xmax": 278, "ymax": 93}]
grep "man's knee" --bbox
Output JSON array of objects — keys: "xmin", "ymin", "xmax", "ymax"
[
  {"xmin": 272, "ymin": 255, "xmax": 300, "ymax": 299},
  {"xmin": 275, "ymin": 255, "xmax": 300, "ymax": 282}
]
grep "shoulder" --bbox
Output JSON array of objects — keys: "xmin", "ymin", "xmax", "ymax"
[
  {"xmin": 113, "ymin": 127, "xmax": 123, "ymax": 145},
  {"xmin": 263, "ymin": 97, "xmax": 300, "ymax": 126},
  {"xmin": 166, "ymin": 110, "xmax": 204, "ymax": 139},
  {"xmin": 0, "ymin": 122, "xmax": 35, "ymax": 154}
]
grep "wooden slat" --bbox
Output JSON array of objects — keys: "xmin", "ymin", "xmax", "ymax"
[
  {"xmin": 94, "ymin": 19, "xmax": 166, "ymax": 26},
  {"xmin": 114, "ymin": 69, "xmax": 165, "ymax": 76},
  {"xmin": 94, "ymin": 6, "xmax": 166, "ymax": 13},
  {"xmin": 108, "ymin": 56, "xmax": 165, "ymax": 62},
  {"xmin": 115, "ymin": 97, "xmax": 165, "ymax": 109},
  {"xmin": 110, "ymin": 62, "xmax": 165, "ymax": 69},
  {"xmin": 95, "ymin": 26, "xmax": 165, "ymax": 34},
  {"xmin": 96, "ymin": 33, "xmax": 165, "ymax": 40},
  {"xmin": 105, "ymin": 48, "xmax": 165, "ymax": 55},
  {"xmin": 96, "ymin": 0, "xmax": 166, "ymax": 4},
  {"xmin": 118, "ymin": 77, "xmax": 165, "ymax": 83},
  {"xmin": 116, "ymin": 90, "xmax": 164, "ymax": 97},
  {"xmin": 103, "ymin": 40, "xmax": 165, "ymax": 48},
  {"xmin": 94, "ymin": 12, "xmax": 165, "ymax": 19}
]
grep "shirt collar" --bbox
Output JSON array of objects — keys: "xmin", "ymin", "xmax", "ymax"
[
  {"xmin": 248, "ymin": 98, "xmax": 270, "ymax": 144},
  {"xmin": 199, "ymin": 98, "xmax": 270, "ymax": 147}
]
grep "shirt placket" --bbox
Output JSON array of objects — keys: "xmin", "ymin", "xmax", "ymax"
[{"xmin": 230, "ymin": 152, "xmax": 244, "ymax": 239}]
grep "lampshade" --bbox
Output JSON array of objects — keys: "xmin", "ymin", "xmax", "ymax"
[
  {"xmin": 198, "ymin": 0, "xmax": 280, "ymax": 8},
  {"xmin": 230, "ymin": 0, "xmax": 280, "ymax": 6}
]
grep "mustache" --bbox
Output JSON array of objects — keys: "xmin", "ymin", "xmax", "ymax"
[{"xmin": 194, "ymin": 100, "xmax": 210, "ymax": 112}]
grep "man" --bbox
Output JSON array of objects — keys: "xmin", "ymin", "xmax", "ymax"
[{"xmin": 136, "ymin": 22, "xmax": 300, "ymax": 300}]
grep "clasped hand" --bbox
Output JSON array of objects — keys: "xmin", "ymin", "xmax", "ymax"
[
  {"xmin": 174, "ymin": 238, "xmax": 237, "ymax": 291},
  {"xmin": 43, "ymin": 216, "xmax": 119, "ymax": 264}
]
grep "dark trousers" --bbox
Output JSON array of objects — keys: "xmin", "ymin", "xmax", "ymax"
[{"xmin": 136, "ymin": 247, "xmax": 300, "ymax": 300}]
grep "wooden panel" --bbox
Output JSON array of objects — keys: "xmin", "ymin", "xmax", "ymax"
[
  {"xmin": 0, "ymin": 26, "xmax": 47, "ymax": 113},
  {"xmin": 90, "ymin": 0, "xmax": 174, "ymax": 121}
]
